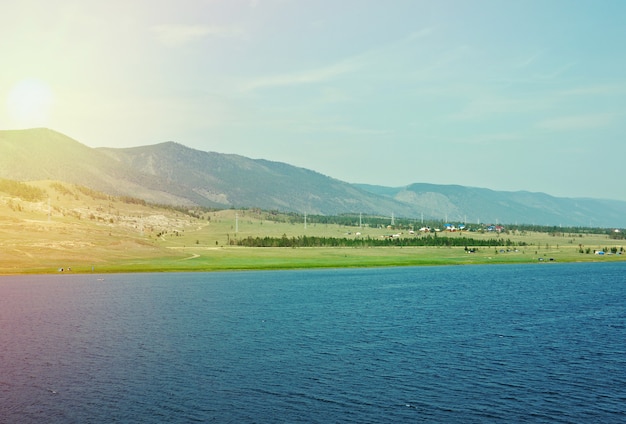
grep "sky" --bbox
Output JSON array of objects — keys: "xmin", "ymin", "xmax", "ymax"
[{"xmin": 2, "ymin": 0, "xmax": 626, "ymax": 201}]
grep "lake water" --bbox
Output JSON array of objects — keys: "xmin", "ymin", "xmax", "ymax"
[{"xmin": 1, "ymin": 263, "xmax": 625, "ymax": 423}]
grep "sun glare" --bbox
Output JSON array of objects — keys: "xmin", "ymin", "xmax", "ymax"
[{"xmin": 6, "ymin": 78, "xmax": 54, "ymax": 128}]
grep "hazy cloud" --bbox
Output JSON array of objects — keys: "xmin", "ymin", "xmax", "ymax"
[
  {"xmin": 407, "ymin": 27, "xmax": 434, "ymax": 41},
  {"xmin": 533, "ymin": 62, "xmax": 577, "ymax": 80},
  {"xmin": 560, "ymin": 83, "xmax": 626, "ymax": 97},
  {"xmin": 536, "ymin": 113, "xmax": 617, "ymax": 131},
  {"xmin": 450, "ymin": 95, "xmax": 551, "ymax": 122},
  {"xmin": 241, "ymin": 59, "xmax": 360, "ymax": 92},
  {"xmin": 153, "ymin": 24, "xmax": 245, "ymax": 47}
]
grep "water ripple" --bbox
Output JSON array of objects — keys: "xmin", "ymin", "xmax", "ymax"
[{"xmin": 1, "ymin": 264, "xmax": 625, "ymax": 422}]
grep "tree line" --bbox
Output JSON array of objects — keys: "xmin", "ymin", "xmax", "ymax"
[
  {"xmin": 0, "ymin": 178, "xmax": 46, "ymax": 202},
  {"xmin": 234, "ymin": 234, "xmax": 524, "ymax": 248}
]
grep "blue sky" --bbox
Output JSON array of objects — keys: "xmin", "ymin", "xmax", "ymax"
[{"xmin": 2, "ymin": 0, "xmax": 626, "ymax": 200}]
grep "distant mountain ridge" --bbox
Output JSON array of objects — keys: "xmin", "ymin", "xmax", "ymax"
[
  {"xmin": 1, "ymin": 128, "xmax": 625, "ymax": 227},
  {"xmin": 96, "ymin": 141, "xmax": 408, "ymax": 215},
  {"xmin": 356, "ymin": 183, "xmax": 626, "ymax": 228}
]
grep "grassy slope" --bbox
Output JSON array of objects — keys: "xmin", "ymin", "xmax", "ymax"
[{"xmin": 1, "ymin": 181, "xmax": 624, "ymax": 274}]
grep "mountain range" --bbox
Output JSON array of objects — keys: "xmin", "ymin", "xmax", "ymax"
[{"xmin": 1, "ymin": 128, "xmax": 625, "ymax": 227}]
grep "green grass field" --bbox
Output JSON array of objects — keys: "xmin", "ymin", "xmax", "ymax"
[{"xmin": 1, "ymin": 181, "xmax": 624, "ymax": 274}]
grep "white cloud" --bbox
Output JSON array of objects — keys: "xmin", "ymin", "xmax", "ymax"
[{"xmin": 153, "ymin": 24, "xmax": 244, "ymax": 47}]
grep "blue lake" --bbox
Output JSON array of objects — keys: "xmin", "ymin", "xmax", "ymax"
[{"xmin": 1, "ymin": 263, "xmax": 625, "ymax": 423}]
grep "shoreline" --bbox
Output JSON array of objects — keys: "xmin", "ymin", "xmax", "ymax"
[{"xmin": 2, "ymin": 246, "xmax": 624, "ymax": 276}]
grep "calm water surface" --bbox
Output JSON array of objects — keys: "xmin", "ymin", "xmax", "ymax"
[{"xmin": 1, "ymin": 263, "xmax": 625, "ymax": 423}]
